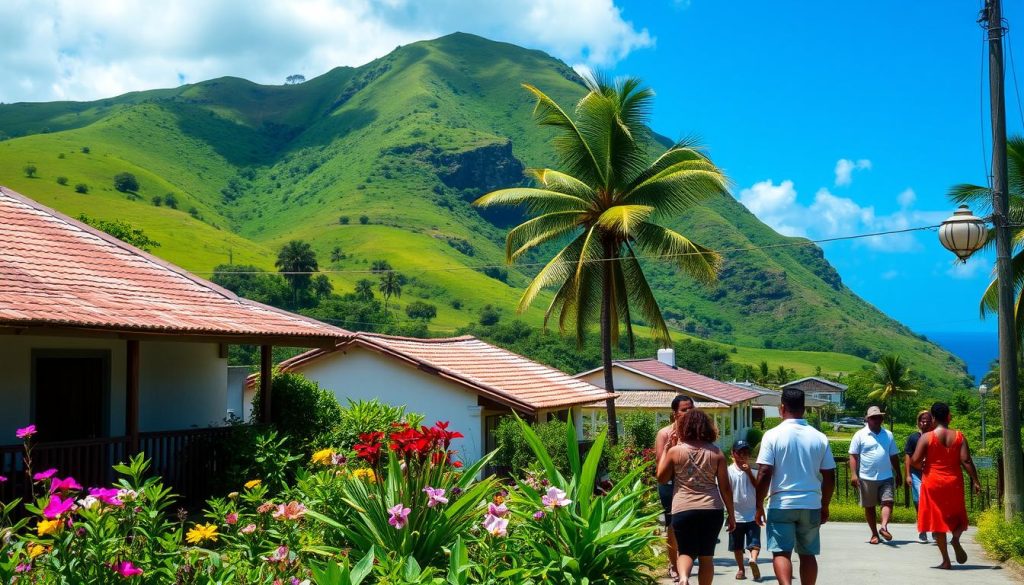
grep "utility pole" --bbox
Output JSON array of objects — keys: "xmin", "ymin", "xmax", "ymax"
[{"xmin": 984, "ymin": 0, "xmax": 1023, "ymax": 518}]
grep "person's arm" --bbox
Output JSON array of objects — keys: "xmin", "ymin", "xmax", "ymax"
[
  {"xmin": 820, "ymin": 468, "xmax": 835, "ymax": 525},
  {"xmin": 754, "ymin": 464, "xmax": 772, "ymax": 527},
  {"xmin": 887, "ymin": 432, "xmax": 901, "ymax": 484},
  {"xmin": 654, "ymin": 428, "xmax": 667, "ymax": 468},
  {"xmin": 656, "ymin": 444, "xmax": 676, "ymax": 484},
  {"xmin": 848, "ymin": 453, "xmax": 860, "ymax": 487},
  {"xmin": 911, "ymin": 431, "xmax": 929, "ymax": 468},
  {"xmin": 903, "ymin": 441, "xmax": 913, "ymax": 487},
  {"xmin": 716, "ymin": 453, "xmax": 736, "ymax": 532},
  {"xmin": 959, "ymin": 434, "xmax": 982, "ymax": 494}
]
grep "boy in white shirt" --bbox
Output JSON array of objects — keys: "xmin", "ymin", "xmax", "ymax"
[{"xmin": 728, "ymin": 439, "xmax": 761, "ymax": 581}]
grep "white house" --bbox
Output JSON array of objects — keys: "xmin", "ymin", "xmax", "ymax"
[
  {"xmin": 728, "ymin": 380, "xmax": 828, "ymax": 424},
  {"xmin": 780, "ymin": 376, "xmax": 848, "ymax": 408},
  {"xmin": 576, "ymin": 349, "xmax": 759, "ymax": 446},
  {"xmin": 267, "ymin": 333, "xmax": 615, "ymax": 465},
  {"xmin": 0, "ymin": 186, "xmax": 349, "ymax": 502}
]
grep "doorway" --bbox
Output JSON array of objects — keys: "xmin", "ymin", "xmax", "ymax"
[{"xmin": 32, "ymin": 350, "xmax": 110, "ymax": 442}]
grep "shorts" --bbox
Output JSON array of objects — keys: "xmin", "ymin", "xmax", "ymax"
[
  {"xmin": 911, "ymin": 473, "xmax": 922, "ymax": 505},
  {"xmin": 766, "ymin": 508, "xmax": 821, "ymax": 555},
  {"xmin": 658, "ymin": 483, "xmax": 673, "ymax": 525},
  {"xmin": 672, "ymin": 509, "xmax": 725, "ymax": 558},
  {"xmin": 728, "ymin": 521, "xmax": 762, "ymax": 551},
  {"xmin": 858, "ymin": 477, "xmax": 895, "ymax": 507}
]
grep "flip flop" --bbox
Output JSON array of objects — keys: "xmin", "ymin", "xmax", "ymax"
[
  {"xmin": 749, "ymin": 560, "xmax": 761, "ymax": 581},
  {"xmin": 869, "ymin": 535, "xmax": 880, "ymax": 545},
  {"xmin": 879, "ymin": 527, "xmax": 893, "ymax": 541},
  {"xmin": 952, "ymin": 540, "xmax": 968, "ymax": 564}
]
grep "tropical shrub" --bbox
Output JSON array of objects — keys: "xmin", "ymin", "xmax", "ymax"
[
  {"xmin": 622, "ymin": 411, "xmax": 658, "ymax": 450},
  {"xmin": 333, "ymin": 399, "xmax": 422, "ymax": 451},
  {"xmin": 253, "ymin": 371, "xmax": 342, "ymax": 454},
  {"xmin": 492, "ymin": 418, "xmax": 570, "ymax": 476},
  {"xmin": 977, "ymin": 508, "xmax": 1024, "ymax": 561}
]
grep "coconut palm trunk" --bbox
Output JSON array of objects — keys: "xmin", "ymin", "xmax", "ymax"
[{"xmin": 601, "ymin": 238, "xmax": 619, "ymax": 443}]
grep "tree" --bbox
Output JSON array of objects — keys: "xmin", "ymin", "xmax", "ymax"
[
  {"xmin": 339, "ymin": 216, "xmax": 350, "ymax": 225},
  {"xmin": 755, "ymin": 361, "xmax": 771, "ymax": 386},
  {"xmin": 310, "ymin": 274, "xmax": 333, "ymax": 299},
  {"xmin": 479, "ymin": 304, "xmax": 501, "ymax": 326},
  {"xmin": 23, "ymin": 164, "xmax": 36, "ymax": 178},
  {"xmin": 868, "ymin": 354, "xmax": 918, "ymax": 430},
  {"xmin": 378, "ymin": 271, "xmax": 403, "ymax": 310},
  {"xmin": 359, "ymin": 215, "xmax": 369, "ymax": 225},
  {"xmin": 275, "ymin": 240, "xmax": 318, "ymax": 305},
  {"xmin": 474, "ymin": 75, "xmax": 726, "ymax": 443},
  {"xmin": 77, "ymin": 215, "xmax": 159, "ymax": 251},
  {"xmin": 56, "ymin": 176, "xmax": 68, "ymax": 185},
  {"xmin": 74, "ymin": 183, "xmax": 89, "ymax": 194},
  {"xmin": 354, "ymin": 279, "xmax": 375, "ymax": 301},
  {"xmin": 405, "ymin": 301, "xmax": 437, "ymax": 321},
  {"xmin": 114, "ymin": 172, "xmax": 139, "ymax": 193},
  {"xmin": 775, "ymin": 365, "xmax": 791, "ymax": 385},
  {"xmin": 285, "ymin": 74, "xmax": 306, "ymax": 85},
  {"xmin": 371, "ymin": 259, "xmax": 392, "ymax": 273},
  {"xmin": 330, "ymin": 246, "xmax": 345, "ymax": 263},
  {"xmin": 163, "ymin": 193, "xmax": 178, "ymax": 209}
]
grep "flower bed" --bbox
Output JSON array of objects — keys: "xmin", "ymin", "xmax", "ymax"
[{"xmin": 0, "ymin": 418, "xmax": 659, "ymax": 584}]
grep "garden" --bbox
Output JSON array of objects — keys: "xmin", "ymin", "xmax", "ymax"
[{"xmin": 0, "ymin": 378, "xmax": 662, "ymax": 584}]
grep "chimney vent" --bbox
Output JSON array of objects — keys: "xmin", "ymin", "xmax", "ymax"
[{"xmin": 657, "ymin": 348, "xmax": 676, "ymax": 368}]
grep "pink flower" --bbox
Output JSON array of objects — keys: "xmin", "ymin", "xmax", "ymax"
[
  {"xmin": 16, "ymin": 425, "xmax": 36, "ymax": 440},
  {"xmin": 87, "ymin": 487, "xmax": 123, "ymax": 507},
  {"xmin": 533, "ymin": 510, "xmax": 545, "ymax": 520},
  {"xmin": 488, "ymin": 502, "xmax": 508, "ymax": 518},
  {"xmin": 15, "ymin": 563, "xmax": 31, "ymax": 573},
  {"xmin": 482, "ymin": 513, "xmax": 508, "ymax": 537},
  {"xmin": 240, "ymin": 523, "xmax": 257, "ymax": 534},
  {"xmin": 263, "ymin": 545, "xmax": 290, "ymax": 563},
  {"xmin": 271, "ymin": 501, "xmax": 307, "ymax": 521},
  {"xmin": 0, "ymin": 475, "xmax": 7, "ymax": 483},
  {"xmin": 111, "ymin": 561, "xmax": 143, "ymax": 578},
  {"xmin": 43, "ymin": 495, "xmax": 75, "ymax": 519},
  {"xmin": 33, "ymin": 468, "xmax": 58, "ymax": 481},
  {"xmin": 541, "ymin": 487, "xmax": 571, "ymax": 509},
  {"xmin": 387, "ymin": 504, "xmax": 411, "ymax": 529},
  {"xmin": 225, "ymin": 512, "xmax": 238, "ymax": 525},
  {"xmin": 49, "ymin": 477, "xmax": 83, "ymax": 494},
  {"xmin": 423, "ymin": 487, "xmax": 448, "ymax": 508}
]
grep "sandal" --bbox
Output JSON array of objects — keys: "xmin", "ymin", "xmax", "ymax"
[
  {"xmin": 879, "ymin": 527, "xmax": 893, "ymax": 541},
  {"xmin": 749, "ymin": 560, "xmax": 761, "ymax": 581},
  {"xmin": 735, "ymin": 570, "xmax": 747, "ymax": 580},
  {"xmin": 869, "ymin": 535, "xmax": 880, "ymax": 545},
  {"xmin": 952, "ymin": 539, "xmax": 968, "ymax": 564}
]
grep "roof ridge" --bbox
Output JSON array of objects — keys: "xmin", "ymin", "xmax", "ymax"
[{"xmin": 357, "ymin": 332, "xmax": 476, "ymax": 343}]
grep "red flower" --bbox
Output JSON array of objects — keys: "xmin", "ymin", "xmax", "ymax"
[
  {"xmin": 354, "ymin": 432, "xmax": 385, "ymax": 465},
  {"xmin": 389, "ymin": 427, "xmax": 430, "ymax": 457}
]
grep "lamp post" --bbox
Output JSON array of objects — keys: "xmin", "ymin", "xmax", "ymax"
[{"xmin": 979, "ymin": 383, "xmax": 989, "ymax": 450}]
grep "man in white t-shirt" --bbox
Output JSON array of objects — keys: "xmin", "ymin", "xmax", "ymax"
[
  {"xmin": 848, "ymin": 405, "xmax": 901, "ymax": 544},
  {"xmin": 728, "ymin": 439, "xmax": 761, "ymax": 581},
  {"xmin": 755, "ymin": 388, "xmax": 836, "ymax": 585}
]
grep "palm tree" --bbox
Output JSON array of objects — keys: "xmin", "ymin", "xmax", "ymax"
[
  {"xmin": 949, "ymin": 136, "xmax": 1024, "ymax": 338},
  {"xmin": 330, "ymin": 246, "xmax": 344, "ymax": 263},
  {"xmin": 378, "ymin": 271, "xmax": 403, "ymax": 311},
  {"xmin": 354, "ymin": 279, "xmax": 375, "ymax": 301},
  {"xmin": 474, "ymin": 74, "xmax": 726, "ymax": 442},
  {"xmin": 868, "ymin": 354, "xmax": 917, "ymax": 431},
  {"xmin": 755, "ymin": 361, "xmax": 772, "ymax": 386},
  {"xmin": 775, "ymin": 365, "xmax": 790, "ymax": 386},
  {"xmin": 276, "ymin": 240, "xmax": 318, "ymax": 305}
]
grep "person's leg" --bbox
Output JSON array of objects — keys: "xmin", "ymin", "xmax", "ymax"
[
  {"xmin": 859, "ymin": 479, "xmax": 879, "ymax": 540},
  {"xmin": 864, "ymin": 506, "xmax": 878, "ymax": 540},
  {"xmin": 659, "ymin": 484, "xmax": 678, "ymax": 577},
  {"xmin": 678, "ymin": 554, "xmax": 695, "ymax": 582},
  {"xmin": 793, "ymin": 508, "xmax": 823, "ymax": 585},
  {"xmin": 933, "ymin": 531, "xmax": 951, "ymax": 569},
  {"xmin": 878, "ymin": 480, "xmax": 895, "ymax": 539},
  {"xmin": 880, "ymin": 503, "xmax": 893, "ymax": 535},
  {"xmin": 798, "ymin": 554, "xmax": 818, "ymax": 585},
  {"xmin": 729, "ymin": 522, "xmax": 746, "ymax": 578},
  {"xmin": 766, "ymin": 509, "xmax": 796, "ymax": 585},
  {"xmin": 951, "ymin": 528, "xmax": 968, "ymax": 564},
  {"xmin": 697, "ymin": 555, "xmax": 715, "ymax": 585},
  {"xmin": 772, "ymin": 552, "xmax": 794, "ymax": 585},
  {"xmin": 733, "ymin": 549, "xmax": 746, "ymax": 578},
  {"xmin": 673, "ymin": 511, "xmax": 697, "ymax": 582},
  {"xmin": 667, "ymin": 521, "xmax": 679, "ymax": 575}
]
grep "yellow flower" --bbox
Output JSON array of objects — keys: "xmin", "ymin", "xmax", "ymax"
[
  {"xmin": 244, "ymin": 479, "xmax": 262, "ymax": 490},
  {"xmin": 186, "ymin": 523, "xmax": 220, "ymax": 545},
  {"xmin": 28, "ymin": 544, "xmax": 46, "ymax": 558},
  {"xmin": 37, "ymin": 519, "xmax": 60, "ymax": 536},
  {"xmin": 352, "ymin": 468, "xmax": 377, "ymax": 483},
  {"xmin": 311, "ymin": 448, "xmax": 335, "ymax": 466}
]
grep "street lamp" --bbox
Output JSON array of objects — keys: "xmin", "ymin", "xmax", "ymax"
[
  {"xmin": 938, "ymin": 205, "xmax": 988, "ymax": 262},
  {"xmin": 980, "ymin": 383, "xmax": 989, "ymax": 450}
]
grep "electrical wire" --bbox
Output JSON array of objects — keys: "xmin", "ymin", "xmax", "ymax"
[{"xmin": 1006, "ymin": 26, "xmax": 1024, "ymax": 130}]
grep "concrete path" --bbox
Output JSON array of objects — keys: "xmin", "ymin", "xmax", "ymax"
[{"xmin": 658, "ymin": 522, "xmax": 1016, "ymax": 584}]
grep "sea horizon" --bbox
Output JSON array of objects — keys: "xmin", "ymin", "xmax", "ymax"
[{"xmin": 921, "ymin": 330, "xmax": 997, "ymax": 386}]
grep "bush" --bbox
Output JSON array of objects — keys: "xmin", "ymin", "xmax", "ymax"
[
  {"xmin": 479, "ymin": 304, "xmax": 501, "ymax": 326},
  {"xmin": 81, "ymin": 146, "xmax": 90, "ymax": 154},
  {"xmin": 339, "ymin": 215, "xmax": 350, "ymax": 225},
  {"xmin": 335, "ymin": 399, "xmax": 422, "ymax": 450},
  {"xmin": 405, "ymin": 300, "xmax": 437, "ymax": 321},
  {"xmin": 114, "ymin": 172, "xmax": 139, "ymax": 193},
  {"xmin": 763, "ymin": 417, "xmax": 782, "ymax": 430},
  {"xmin": 252, "ymin": 371, "xmax": 342, "ymax": 454},
  {"xmin": 23, "ymin": 164, "xmax": 36, "ymax": 178},
  {"xmin": 55, "ymin": 176, "xmax": 68, "ymax": 186},
  {"xmin": 493, "ymin": 417, "xmax": 570, "ymax": 476},
  {"xmin": 151, "ymin": 195, "xmax": 162, "ymax": 206},
  {"xmin": 622, "ymin": 411, "xmax": 657, "ymax": 450},
  {"xmin": 163, "ymin": 193, "xmax": 178, "ymax": 209},
  {"xmin": 977, "ymin": 508, "xmax": 1024, "ymax": 561},
  {"xmin": 74, "ymin": 183, "xmax": 89, "ymax": 194},
  {"xmin": 359, "ymin": 214, "xmax": 369, "ymax": 225}
]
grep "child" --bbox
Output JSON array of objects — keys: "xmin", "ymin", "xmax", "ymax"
[{"xmin": 728, "ymin": 439, "xmax": 762, "ymax": 581}]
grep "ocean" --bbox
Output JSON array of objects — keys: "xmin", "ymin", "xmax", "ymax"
[{"xmin": 921, "ymin": 330, "xmax": 998, "ymax": 385}]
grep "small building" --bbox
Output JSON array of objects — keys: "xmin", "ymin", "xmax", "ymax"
[
  {"xmin": 575, "ymin": 349, "xmax": 759, "ymax": 446},
  {"xmin": 0, "ymin": 186, "xmax": 349, "ymax": 502},
  {"xmin": 728, "ymin": 380, "xmax": 828, "ymax": 425},
  {"xmin": 780, "ymin": 376, "xmax": 848, "ymax": 408},
  {"xmin": 268, "ymin": 333, "xmax": 615, "ymax": 465}
]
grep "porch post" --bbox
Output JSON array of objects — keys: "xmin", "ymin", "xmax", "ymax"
[
  {"xmin": 260, "ymin": 345, "xmax": 272, "ymax": 424},
  {"xmin": 126, "ymin": 340, "xmax": 140, "ymax": 454}
]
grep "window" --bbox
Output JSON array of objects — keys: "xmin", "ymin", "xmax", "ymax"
[
  {"xmin": 33, "ymin": 350, "xmax": 110, "ymax": 442},
  {"xmin": 733, "ymin": 408, "xmax": 738, "ymax": 431}
]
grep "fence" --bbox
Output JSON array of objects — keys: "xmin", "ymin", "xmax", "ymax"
[{"xmin": 831, "ymin": 456, "xmax": 997, "ymax": 513}]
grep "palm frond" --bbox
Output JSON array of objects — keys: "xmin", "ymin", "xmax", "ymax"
[
  {"xmin": 632, "ymin": 223, "xmax": 720, "ymax": 285},
  {"xmin": 595, "ymin": 205, "xmax": 655, "ymax": 237},
  {"xmin": 621, "ymin": 246, "xmax": 672, "ymax": 344},
  {"xmin": 505, "ymin": 211, "xmax": 583, "ymax": 262},
  {"xmin": 624, "ymin": 165, "xmax": 728, "ymax": 217},
  {"xmin": 523, "ymin": 83, "xmax": 605, "ymax": 186},
  {"xmin": 526, "ymin": 169, "xmax": 597, "ymax": 201},
  {"xmin": 948, "ymin": 183, "xmax": 994, "ymax": 213},
  {"xmin": 517, "ymin": 234, "xmax": 586, "ymax": 313},
  {"xmin": 473, "ymin": 187, "xmax": 588, "ymax": 214}
]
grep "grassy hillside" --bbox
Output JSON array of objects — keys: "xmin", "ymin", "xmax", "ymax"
[{"xmin": 0, "ymin": 33, "xmax": 970, "ymax": 389}]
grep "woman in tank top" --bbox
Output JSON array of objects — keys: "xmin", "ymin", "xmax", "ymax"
[{"xmin": 657, "ymin": 408, "xmax": 736, "ymax": 585}]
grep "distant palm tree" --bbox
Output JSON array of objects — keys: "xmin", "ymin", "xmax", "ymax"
[
  {"xmin": 869, "ymin": 354, "xmax": 917, "ymax": 431},
  {"xmin": 330, "ymin": 246, "xmax": 344, "ymax": 263},
  {"xmin": 755, "ymin": 361, "xmax": 772, "ymax": 386},
  {"xmin": 949, "ymin": 136, "xmax": 1024, "ymax": 339},
  {"xmin": 775, "ymin": 365, "xmax": 790, "ymax": 385},
  {"xmin": 474, "ymin": 74, "xmax": 726, "ymax": 442},
  {"xmin": 379, "ymin": 272, "xmax": 403, "ymax": 311},
  {"xmin": 354, "ymin": 279, "xmax": 375, "ymax": 301},
  {"xmin": 276, "ymin": 240, "xmax": 318, "ymax": 305}
]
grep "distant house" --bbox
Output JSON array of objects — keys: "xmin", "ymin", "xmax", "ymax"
[
  {"xmin": 728, "ymin": 380, "xmax": 828, "ymax": 424},
  {"xmin": 780, "ymin": 376, "xmax": 848, "ymax": 408},
  {"xmin": 575, "ymin": 349, "xmax": 759, "ymax": 446},
  {"xmin": 0, "ymin": 186, "xmax": 349, "ymax": 502},
  {"xmin": 265, "ymin": 333, "xmax": 614, "ymax": 465}
]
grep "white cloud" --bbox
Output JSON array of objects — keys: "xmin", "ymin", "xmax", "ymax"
[
  {"xmin": 946, "ymin": 258, "xmax": 992, "ymax": 280},
  {"xmin": 897, "ymin": 188, "xmax": 916, "ymax": 208},
  {"xmin": 0, "ymin": 0, "xmax": 654, "ymax": 103},
  {"xmin": 881, "ymin": 269, "xmax": 900, "ymax": 280},
  {"xmin": 737, "ymin": 180, "xmax": 806, "ymax": 237},
  {"xmin": 834, "ymin": 158, "xmax": 872, "ymax": 187}
]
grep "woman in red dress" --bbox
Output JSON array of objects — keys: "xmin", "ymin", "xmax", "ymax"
[{"xmin": 911, "ymin": 402, "xmax": 981, "ymax": 569}]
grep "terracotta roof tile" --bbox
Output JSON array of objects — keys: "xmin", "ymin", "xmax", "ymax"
[
  {"xmin": 583, "ymin": 390, "xmax": 725, "ymax": 410},
  {"xmin": 277, "ymin": 333, "xmax": 614, "ymax": 413},
  {"xmin": 0, "ymin": 187, "xmax": 349, "ymax": 341},
  {"xmin": 610, "ymin": 360, "xmax": 759, "ymax": 405}
]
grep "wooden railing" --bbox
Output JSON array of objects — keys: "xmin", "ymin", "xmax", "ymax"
[{"xmin": 0, "ymin": 427, "xmax": 236, "ymax": 508}]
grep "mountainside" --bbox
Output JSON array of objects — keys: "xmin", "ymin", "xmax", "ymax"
[{"xmin": 0, "ymin": 32, "xmax": 970, "ymax": 387}]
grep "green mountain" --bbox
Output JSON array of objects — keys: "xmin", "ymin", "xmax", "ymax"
[{"xmin": 0, "ymin": 32, "xmax": 970, "ymax": 388}]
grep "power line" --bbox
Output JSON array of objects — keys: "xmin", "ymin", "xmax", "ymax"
[{"xmin": 1006, "ymin": 26, "xmax": 1024, "ymax": 130}]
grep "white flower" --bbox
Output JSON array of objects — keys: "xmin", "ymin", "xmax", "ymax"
[
  {"xmin": 541, "ymin": 487, "xmax": 572, "ymax": 509},
  {"xmin": 482, "ymin": 513, "xmax": 508, "ymax": 537},
  {"xmin": 117, "ymin": 488, "xmax": 139, "ymax": 502},
  {"xmin": 78, "ymin": 496, "xmax": 100, "ymax": 510}
]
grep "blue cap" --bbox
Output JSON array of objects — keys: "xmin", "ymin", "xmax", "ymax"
[{"xmin": 732, "ymin": 440, "xmax": 751, "ymax": 451}]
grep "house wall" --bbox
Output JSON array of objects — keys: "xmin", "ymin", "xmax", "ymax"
[
  {"xmin": 0, "ymin": 335, "xmax": 228, "ymax": 440},
  {"xmin": 288, "ymin": 347, "xmax": 484, "ymax": 465},
  {"xmin": 579, "ymin": 368, "xmax": 676, "ymax": 391}
]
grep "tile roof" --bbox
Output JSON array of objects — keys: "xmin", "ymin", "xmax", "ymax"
[
  {"xmin": 781, "ymin": 376, "xmax": 849, "ymax": 391},
  {"xmin": 728, "ymin": 381, "xmax": 828, "ymax": 408},
  {"xmin": 597, "ymin": 359, "xmax": 760, "ymax": 405},
  {"xmin": 0, "ymin": 187, "xmax": 349, "ymax": 342},
  {"xmin": 276, "ymin": 333, "xmax": 615, "ymax": 414},
  {"xmin": 582, "ymin": 390, "xmax": 724, "ymax": 410}
]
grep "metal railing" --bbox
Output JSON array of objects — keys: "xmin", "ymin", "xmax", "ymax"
[{"xmin": 831, "ymin": 456, "xmax": 996, "ymax": 513}]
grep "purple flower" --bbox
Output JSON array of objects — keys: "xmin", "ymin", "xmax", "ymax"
[
  {"xmin": 387, "ymin": 503, "xmax": 411, "ymax": 529},
  {"xmin": 541, "ymin": 487, "xmax": 571, "ymax": 509},
  {"xmin": 43, "ymin": 495, "xmax": 75, "ymax": 519},
  {"xmin": 482, "ymin": 513, "xmax": 508, "ymax": 537},
  {"xmin": 533, "ymin": 510, "xmax": 545, "ymax": 520},
  {"xmin": 423, "ymin": 487, "xmax": 448, "ymax": 508},
  {"xmin": 263, "ymin": 545, "xmax": 290, "ymax": 563},
  {"xmin": 0, "ymin": 475, "xmax": 7, "ymax": 483},
  {"xmin": 488, "ymin": 502, "xmax": 508, "ymax": 518},
  {"xmin": 88, "ymin": 487, "xmax": 124, "ymax": 507},
  {"xmin": 16, "ymin": 425, "xmax": 36, "ymax": 440},
  {"xmin": 15, "ymin": 563, "xmax": 31, "ymax": 573},
  {"xmin": 49, "ymin": 477, "xmax": 83, "ymax": 494},
  {"xmin": 111, "ymin": 561, "xmax": 143, "ymax": 577},
  {"xmin": 33, "ymin": 468, "xmax": 57, "ymax": 481}
]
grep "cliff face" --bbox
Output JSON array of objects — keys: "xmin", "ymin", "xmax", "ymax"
[{"xmin": 430, "ymin": 140, "xmax": 526, "ymax": 192}]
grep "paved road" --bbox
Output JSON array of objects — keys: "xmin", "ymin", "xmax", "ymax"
[{"xmin": 658, "ymin": 522, "xmax": 1016, "ymax": 584}]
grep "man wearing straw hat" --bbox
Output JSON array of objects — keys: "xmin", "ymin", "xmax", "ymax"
[{"xmin": 849, "ymin": 405, "xmax": 901, "ymax": 544}]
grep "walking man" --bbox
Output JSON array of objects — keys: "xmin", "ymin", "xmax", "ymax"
[
  {"xmin": 728, "ymin": 439, "xmax": 761, "ymax": 581},
  {"xmin": 905, "ymin": 410, "xmax": 934, "ymax": 541},
  {"xmin": 755, "ymin": 388, "xmax": 836, "ymax": 585},
  {"xmin": 655, "ymin": 394, "xmax": 694, "ymax": 582},
  {"xmin": 849, "ymin": 406, "xmax": 901, "ymax": 544}
]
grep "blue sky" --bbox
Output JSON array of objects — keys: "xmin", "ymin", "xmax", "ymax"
[{"xmin": 2, "ymin": 0, "xmax": 1022, "ymax": 334}]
